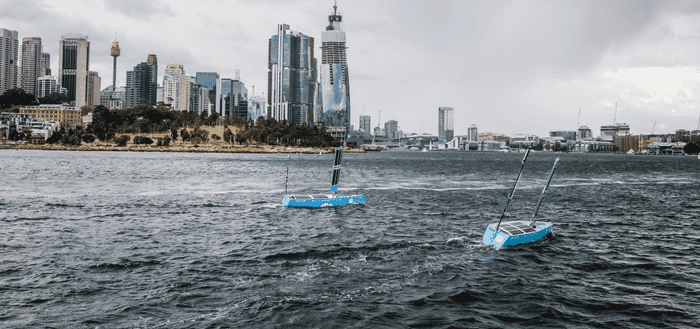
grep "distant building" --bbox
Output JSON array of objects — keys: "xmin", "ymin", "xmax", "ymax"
[
  {"xmin": 19, "ymin": 104, "xmax": 81, "ymax": 129},
  {"xmin": 578, "ymin": 125, "xmax": 592, "ymax": 139},
  {"xmin": 467, "ymin": 124, "xmax": 478, "ymax": 141},
  {"xmin": 37, "ymin": 76, "xmax": 67, "ymax": 99},
  {"xmin": 1, "ymin": 112, "xmax": 61, "ymax": 140},
  {"xmin": 41, "ymin": 52, "xmax": 50, "ymax": 76},
  {"xmin": 510, "ymin": 134, "xmax": 539, "ymax": 147},
  {"xmin": 0, "ymin": 28, "xmax": 19, "ymax": 94},
  {"xmin": 227, "ymin": 77, "xmax": 248, "ymax": 120},
  {"xmin": 58, "ymin": 34, "xmax": 90, "ymax": 109},
  {"xmin": 196, "ymin": 72, "xmax": 221, "ymax": 116},
  {"xmin": 125, "ymin": 54, "xmax": 158, "ymax": 108},
  {"xmin": 248, "ymin": 95, "xmax": 267, "ymax": 122},
  {"xmin": 162, "ymin": 64, "xmax": 190, "ymax": 112},
  {"xmin": 549, "ymin": 130, "xmax": 577, "ymax": 141},
  {"xmin": 268, "ymin": 24, "xmax": 315, "ymax": 126},
  {"xmin": 385, "ymin": 120, "xmax": 398, "ymax": 138},
  {"xmin": 20, "ymin": 37, "xmax": 42, "ymax": 95},
  {"xmin": 189, "ymin": 76, "xmax": 209, "ymax": 115},
  {"xmin": 318, "ymin": 3, "xmax": 350, "ymax": 137},
  {"xmin": 100, "ymin": 85, "xmax": 125, "ymax": 110},
  {"xmin": 359, "ymin": 115, "xmax": 371, "ymax": 135},
  {"xmin": 85, "ymin": 71, "xmax": 100, "ymax": 109},
  {"xmin": 600, "ymin": 123, "xmax": 630, "ymax": 137},
  {"xmin": 438, "ymin": 107, "xmax": 454, "ymax": 142}
]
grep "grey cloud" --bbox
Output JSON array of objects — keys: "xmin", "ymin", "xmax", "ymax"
[{"xmin": 103, "ymin": 0, "xmax": 175, "ymax": 20}]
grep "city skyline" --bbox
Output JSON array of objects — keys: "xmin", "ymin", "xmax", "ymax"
[{"xmin": 3, "ymin": 0, "xmax": 700, "ymax": 137}]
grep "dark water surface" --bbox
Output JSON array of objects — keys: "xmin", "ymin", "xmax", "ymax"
[{"xmin": 1, "ymin": 150, "xmax": 699, "ymax": 328}]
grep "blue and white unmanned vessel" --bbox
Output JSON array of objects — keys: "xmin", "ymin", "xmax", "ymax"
[
  {"xmin": 283, "ymin": 147, "xmax": 366, "ymax": 208},
  {"xmin": 483, "ymin": 149, "xmax": 560, "ymax": 248}
]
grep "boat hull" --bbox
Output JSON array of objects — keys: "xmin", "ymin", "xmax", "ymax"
[
  {"xmin": 283, "ymin": 194, "xmax": 366, "ymax": 208},
  {"xmin": 482, "ymin": 221, "xmax": 552, "ymax": 247}
]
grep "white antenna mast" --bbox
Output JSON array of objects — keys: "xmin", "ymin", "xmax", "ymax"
[{"xmin": 613, "ymin": 102, "xmax": 617, "ymax": 125}]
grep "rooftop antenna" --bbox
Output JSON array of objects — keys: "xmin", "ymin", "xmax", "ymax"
[{"xmin": 613, "ymin": 102, "xmax": 617, "ymax": 125}]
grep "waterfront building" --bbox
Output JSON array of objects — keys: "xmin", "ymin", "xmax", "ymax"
[
  {"xmin": 1, "ymin": 112, "xmax": 61, "ymax": 140},
  {"xmin": 467, "ymin": 124, "xmax": 478, "ymax": 141},
  {"xmin": 189, "ymin": 76, "xmax": 209, "ymax": 115},
  {"xmin": 37, "ymin": 76, "xmax": 67, "ymax": 99},
  {"xmin": 124, "ymin": 54, "xmax": 158, "ymax": 108},
  {"xmin": 196, "ymin": 72, "xmax": 221, "ymax": 116},
  {"xmin": 268, "ymin": 24, "xmax": 315, "ymax": 126},
  {"xmin": 20, "ymin": 37, "xmax": 42, "ymax": 96},
  {"xmin": 359, "ymin": 115, "xmax": 371, "ymax": 136},
  {"xmin": 578, "ymin": 125, "xmax": 592, "ymax": 140},
  {"xmin": 85, "ymin": 71, "xmax": 100, "ymax": 109},
  {"xmin": 19, "ymin": 104, "xmax": 81, "ymax": 129},
  {"xmin": 550, "ymin": 130, "xmax": 577, "ymax": 141},
  {"xmin": 384, "ymin": 120, "xmax": 398, "ymax": 138},
  {"xmin": 317, "ymin": 3, "xmax": 350, "ymax": 140},
  {"xmin": 438, "ymin": 107, "xmax": 454, "ymax": 142},
  {"xmin": 58, "ymin": 34, "xmax": 90, "ymax": 109},
  {"xmin": 510, "ymin": 134, "xmax": 539, "ymax": 147},
  {"xmin": 162, "ymin": 64, "xmax": 190, "ymax": 112},
  {"xmin": 1, "ymin": 28, "xmax": 19, "ymax": 94},
  {"xmin": 600, "ymin": 123, "xmax": 630, "ymax": 137}
]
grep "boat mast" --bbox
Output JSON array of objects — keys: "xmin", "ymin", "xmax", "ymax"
[
  {"xmin": 529, "ymin": 157, "xmax": 560, "ymax": 227},
  {"xmin": 494, "ymin": 147, "xmax": 531, "ymax": 233},
  {"xmin": 330, "ymin": 146, "xmax": 342, "ymax": 194},
  {"xmin": 284, "ymin": 154, "xmax": 290, "ymax": 195}
]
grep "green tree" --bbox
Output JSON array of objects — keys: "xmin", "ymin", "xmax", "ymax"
[
  {"xmin": 115, "ymin": 135, "xmax": 130, "ymax": 146},
  {"xmin": 0, "ymin": 88, "xmax": 38, "ymax": 109},
  {"xmin": 39, "ymin": 92, "xmax": 69, "ymax": 104}
]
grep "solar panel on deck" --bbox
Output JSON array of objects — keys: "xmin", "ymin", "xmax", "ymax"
[{"xmin": 490, "ymin": 221, "xmax": 538, "ymax": 236}]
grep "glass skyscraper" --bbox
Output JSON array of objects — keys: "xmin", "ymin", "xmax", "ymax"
[
  {"xmin": 317, "ymin": 4, "xmax": 351, "ymax": 142},
  {"xmin": 268, "ymin": 24, "xmax": 315, "ymax": 126},
  {"xmin": 58, "ymin": 34, "xmax": 90, "ymax": 108},
  {"xmin": 124, "ymin": 54, "xmax": 158, "ymax": 108},
  {"xmin": 196, "ymin": 72, "xmax": 221, "ymax": 116}
]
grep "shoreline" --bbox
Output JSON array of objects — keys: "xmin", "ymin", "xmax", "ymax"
[{"xmin": 0, "ymin": 143, "xmax": 366, "ymax": 154}]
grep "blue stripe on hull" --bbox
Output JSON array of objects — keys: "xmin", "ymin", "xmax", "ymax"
[
  {"xmin": 283, "ymin": 195, "xmax": 366, "ymax": 208},
  {"xmin": 482, "ymin": 221, "xmax": 552, "ymax": 248}
]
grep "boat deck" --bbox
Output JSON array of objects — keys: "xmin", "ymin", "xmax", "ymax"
[{"xmin": 489, "ymin": 221, "xmax": 541, "ymax": 236}]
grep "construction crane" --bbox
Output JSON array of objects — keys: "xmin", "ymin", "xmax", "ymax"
[
  {"xmin": 577, "ymin": 109, "xmax": 581, "ymax": 129},
  {"xmin": 652, "ymin": 121, "xmax": 656, "ymax": 135},
  {"xmin": 613, "ymin": 102, "xmax": 617, "ymax": 125}
]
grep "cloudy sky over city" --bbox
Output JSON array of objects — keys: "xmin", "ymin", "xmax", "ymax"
[{"xmin": 4, "ymin": 0, "xmax": 700, "ymax": 136}]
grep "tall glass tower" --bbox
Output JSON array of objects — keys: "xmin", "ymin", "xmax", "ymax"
[
  {"xmin": 318, "ymin": 3, "xmax": 350, "ymax": 142},
  {"xmin": 438, "ymin": 107, "xmax": 454, "ymax": 142}
]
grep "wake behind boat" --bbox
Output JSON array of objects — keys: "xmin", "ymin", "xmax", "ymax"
[
  {"xmin": 283, "ymin": 146, "xmax": 366, "ymax": 208},
  {"xmin": 483, "ymin": 148, "xmax": 560, "ymax": 247}
]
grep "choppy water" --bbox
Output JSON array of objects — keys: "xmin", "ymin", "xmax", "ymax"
[{"xmin": 1, "ymin": 149, "xmax": 699, "ymax": 328}]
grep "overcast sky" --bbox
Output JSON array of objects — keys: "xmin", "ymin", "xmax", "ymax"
[{"xmin": 4, "ymin": 0, "xmax": 700, "ymax": 136}]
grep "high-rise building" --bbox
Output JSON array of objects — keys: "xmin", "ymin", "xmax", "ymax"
[
  {"xmin": 196, "ymin": 72, "xmax": 221, "ymax": 116},
  {"xmin": 162, "ymin": 64, "xmax": 191, "ymax": 112},
  {"xmin": 228, "ymin": 78, "xmax": 248, "ymax": 120},
  {"xmin": 578, "ymin": 126, "xmax": 592, "ymax": 139},
  {"xmin": 248, "ymin": 95, "xmax": 266, "ymax": 122},
  {"xmin": 58, "ymin": 34, "xmax": 90, "ymax": 109},
  {"xmin": 37, "ymin": 75, "xmax": 67, "ymax": 99},
  {"xmin": 124, "ymin": 54, "xmax": 158, "ymax": 108},
  {"xmin": 385, "ymin": 120, "xmax": 398, "ymax": 138},
  {"xmin": 438, "ymin": 107, "xmax": 454, "ymax": 142},
  {"xmin": 41, "ymin": 52, "xmax": 50, "ymax": 76},
  {"xmin": 600, "ymin": 123, "xmax": 630, "ymax": 137},
  {"xmin": 86, "ymin": 71, "xmax": 100, "ymax": 109},
  {"xmin": 268, "ymin": 24, "xmax": 315, "ymax": 126},
  {"xmin": 189, "ymin": 75, "xmax": 209, "ymax": 115},
  {"xmin": 1, "ymin": 28, "xmax": 19, "ymax": 94},
  {"xmin": 317, "ymin": 4, "xmax": 351, "ymax": 140},
  {"xmin": 467, "ymin": 124, "xmax": 478, "ymax": 141},
  {"xmin": 20, "ymin": 37, "xmax": 42, "ymax": 95},
  {"xmin": 359, "ymin": 115, "xmax": 371, "ymax": 135}
]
